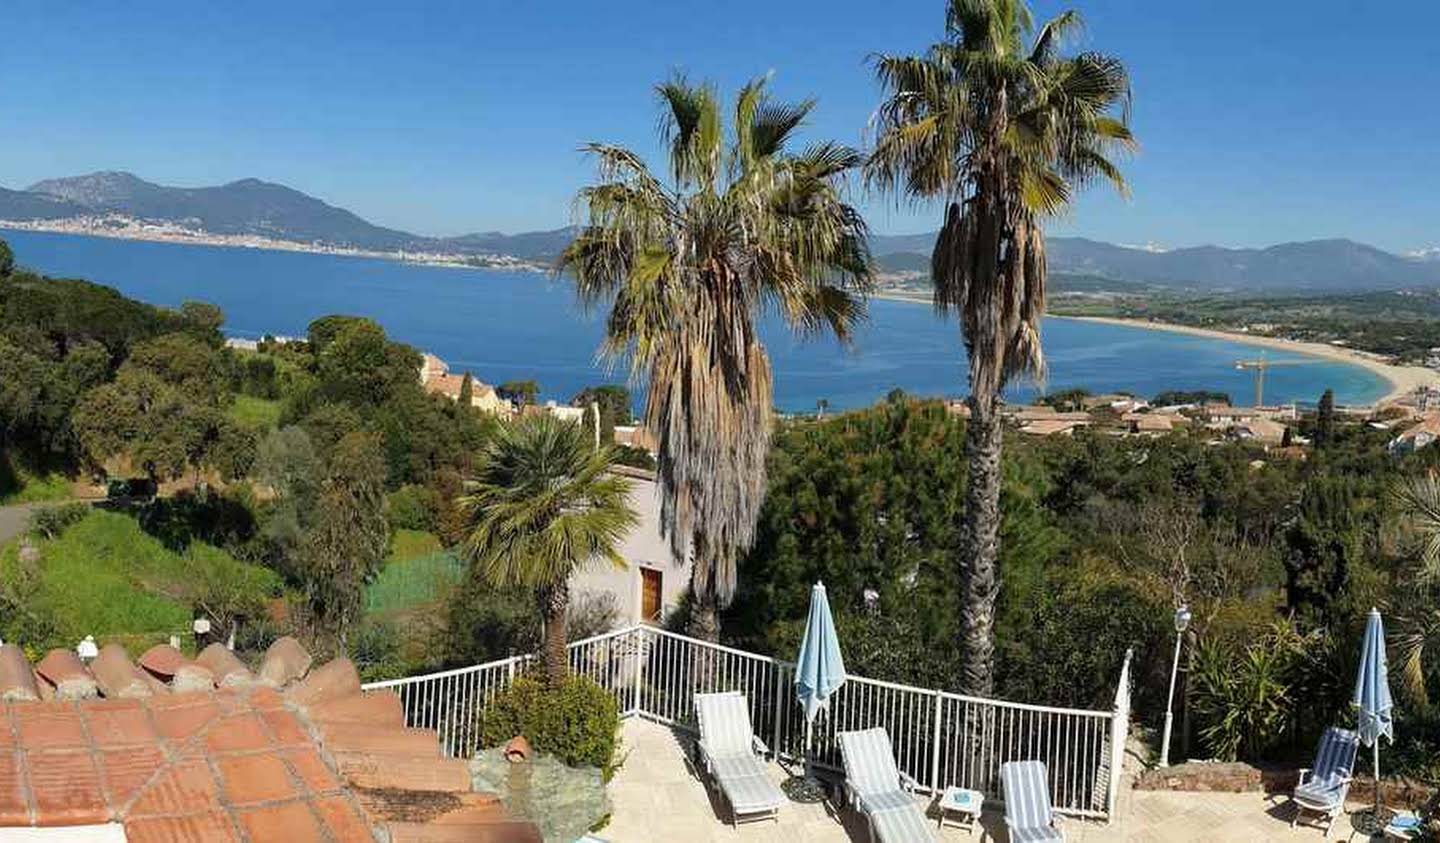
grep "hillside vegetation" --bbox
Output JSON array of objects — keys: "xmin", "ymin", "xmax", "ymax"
[{"xmin": 0, "ymin": 509, "xmax": 281, "ymax": 654}]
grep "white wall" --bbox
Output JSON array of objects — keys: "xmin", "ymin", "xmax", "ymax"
[{"xmin": 569, "ymin": 470, "xmax": 691, "ymax": 626}]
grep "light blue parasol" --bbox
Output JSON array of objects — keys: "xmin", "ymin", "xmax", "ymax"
[
  {"xmin": 1353, "ymin": 607, "xmax": 1394, "ymax": 815},
  {"xmin": 794, "ymin": 581, "xmax": 847, "ymax": 773}
]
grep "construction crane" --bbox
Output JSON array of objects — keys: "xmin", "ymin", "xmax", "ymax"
[{"xmin": 1234, "ymin": 354, "xmax": 1309, "ymax": 407}]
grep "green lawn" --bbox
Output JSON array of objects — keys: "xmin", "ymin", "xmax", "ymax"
[
  {"xmin": 368, "ymin": 530, "xmax": 462, "ymax": 615},
  {"xmin": 366, "ymin": 550, "xmax": 466, "ymax": 615},
  {"xmin": 0, "ymin": 510, "xmax": 281, "ymax": 653},
  {"xmin": 226, "ymin": 395, "xmax": 283, "ymax": 430}
]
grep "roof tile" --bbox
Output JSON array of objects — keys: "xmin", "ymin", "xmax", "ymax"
[
  {"xmin": 0, "ymin": 706, "xmax": 14, "ymax": 749},
  {"xmin": 194, "ymin": 645, "xmax": 252, "ymax": 689},
  {"xmin": 312, "ymin": 795, "xmax": 375, "ymax": 843},
  {"xmin": 281, "ymin": 748, "xmax": 340, "ymax": 793},
  {"xmin": 123, "ymin": 811, "xmax": 240, "ymax": 843},
  {"xmin": 261, "ymin": 709, "xmax": 311, "ymax": 748},
  {"xmin": 34, "ymin": 650, "xmax": 98, "ymax": 701},
  {"xmin": 0, "ymin": 646, "xmax": 40, "ymax": 702},
  {"xmin": 24, "ymin": 749, "xmax": 110, "ymax": 825},
  {"xmin": 153, "ymin": 699, "xmax": 221, "ymax": 742},
  {"xmin": 83, "ymin": 700, "xmax": 159, "ymax": 748},
  {"xmin": 91, "ymin": 645, "xmax": 153, "ymax": 700},
  {"xmin": 0, "ymin": 750, "xmax": 30, "ymax": 825},
  {"xmin": 215, "ymin": 753, "xmax": 298, "ymax": 806},
  {"xmin": 236, "ymin": 800, "xmax": 327, "ymax": 843},
  {"xmin": 0, "ymin": 645, "xmax": 533, "ymax": 842},
  {"xmin": 128, "ymin": 759, "xmax": 220, "ymax": 818},
  {"xmin": 97, "ymin": 745, "xmax": 167, "ymax": 807},
  {"xmin": 203, "ymin": 713, "xmax": 273, "ymax": 754},
  {"xmin": 13, "ymin": 703, "xmax": 88, "ymax": 749}
]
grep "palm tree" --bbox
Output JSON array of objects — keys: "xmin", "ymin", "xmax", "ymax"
[
  {"xmin": 867, "ymin": 0, "xmax": 1133, "ymax": 695},
  {"xmin": 1390, "ymin": 472, "xmax": 1440, "ymax": 704},
  {"xmin": 459, "ymin": 414, "xmax": 638, "ymax": 686},
  {"xmin": 558, "ymin": 75, "xmax": 873, "ymax": 641}
]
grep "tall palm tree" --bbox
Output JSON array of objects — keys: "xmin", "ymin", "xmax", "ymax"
[
  {"xmin": 867, "ymin": 0, "xmax": 1133, "ymax": 695},
  {"xmin": 459, "ymin": 414, "xmax": 638, "ymax": 686},
  {"xmin": 1390, "ymin": 472, "xmax": 1440, "ymax": 704},
  {"xmin": 559, "ymin": 75, "xmax": 873, "ymax": 641}
]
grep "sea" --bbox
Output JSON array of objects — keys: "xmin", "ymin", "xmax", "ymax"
[{"xmin": 2, "ymin": 229, "xmax": 1391, "ymax": 411}]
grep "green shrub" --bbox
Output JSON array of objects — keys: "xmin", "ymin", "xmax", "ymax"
[
  {"xmin": 1188, "ymin": 622, "xmax": 1334, "ymax": 762},
  {"xmin": 479, "ymin": 675, "xmax": 620, "ymax": 774},
  {"xmin": 387, "ymin": 485, "xmax": 440, "ymax": 533},
  {"xmin": 29, "ymin": 503, "xmax": 92, "ymax": 540}
]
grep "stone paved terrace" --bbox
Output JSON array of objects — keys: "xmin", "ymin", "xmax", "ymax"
[{"xmin": 604, "ymin": 719, "xmax": 1383, "ymax": 842}]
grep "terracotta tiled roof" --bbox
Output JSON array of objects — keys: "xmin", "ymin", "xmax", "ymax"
[{"xmin": 0, "ymin": 639, "xmax": 540, "ymax": 843}]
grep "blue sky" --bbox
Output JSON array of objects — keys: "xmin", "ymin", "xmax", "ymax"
[{"xmin": 2, "ymin": 1, "xmax": 1437, "ymax": 251}]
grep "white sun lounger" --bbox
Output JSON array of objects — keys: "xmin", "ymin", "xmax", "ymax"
[
  {"xmin": 693, "ymin": 691, "xmax": 784, "ymax": 826},
  {"xmin": 1001, "ymin": 760, "xmax": 1065, "ymax": 842},
  {"xmin": 837, "ymin": 727, "xmax": 936, "ymax": 843}
]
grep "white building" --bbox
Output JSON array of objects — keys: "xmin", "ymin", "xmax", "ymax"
[{"xmin": 569, "ymin": 466, "xmax": 692, "ymax": 626}]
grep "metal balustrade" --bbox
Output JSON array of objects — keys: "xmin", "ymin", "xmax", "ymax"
[{"xmin": 361, "ymin": 625, "xmax": 1133, "ymax": 821}]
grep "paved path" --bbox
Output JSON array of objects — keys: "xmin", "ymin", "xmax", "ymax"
[
  {"xmin": 0, "ymin": 503, "xmax": 38, "ymax": 544},
  {"xmin": 605, "ymin": 719, "xmax": 1377, "ymax": 842}
]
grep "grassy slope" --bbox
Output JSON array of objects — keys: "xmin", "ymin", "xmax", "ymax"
[
  {"xmin": 227, "ymin": 395, "xmax": 283, "ymax": 430},
  {"xmin": 0, "ymin": 510, "xmax": 278, "ymax": 651},
  {"xmin": 0, "ymin": 452, "xmax": 73, "ymax": 505}
]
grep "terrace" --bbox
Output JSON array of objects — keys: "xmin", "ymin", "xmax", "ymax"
[{"xmin": 365, "ymin": 626, "xmax": 1387, "ymax": 841}]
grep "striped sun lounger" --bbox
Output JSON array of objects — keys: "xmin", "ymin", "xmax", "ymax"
[
  {"xmin": 693, "ymin": 691, "xmax": 784, "ymax": 826},
  {"xmin": 837, "ymin": 727, "xmax": 936, "ymax": 843},
  {"xmin": 1290, "ymin": 726, "xmax": 1359, "ymax": 838},
  {"xmin": 1001, "ymin": 760, "xmax": 1065, "ymax": 842}
]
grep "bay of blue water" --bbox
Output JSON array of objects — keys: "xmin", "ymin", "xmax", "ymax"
[{"xmin": 2, "ymin": 230, "xmax": 1390, "ymax": 410}]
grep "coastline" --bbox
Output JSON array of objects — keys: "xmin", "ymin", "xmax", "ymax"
[
  {"xmin": 870, "ymin": 291, "xmax": 1437, "ymax": 404},
  {"xmin": 1056, "ymin": 315, "xmax": 1438, "ymax": 405},
  {"xmin": 0, "ymin": 220, "xmax": 545, "ymax": 273}
]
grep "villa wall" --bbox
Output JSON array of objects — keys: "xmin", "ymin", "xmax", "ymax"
[{"xmin": 569, "ymin": 470, "xmax": 692, "ymax": 626}]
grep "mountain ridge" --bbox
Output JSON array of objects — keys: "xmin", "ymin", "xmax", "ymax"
[{"xmin": 3, "ymin": 172, "xmax": 1437, "ymax": 290}]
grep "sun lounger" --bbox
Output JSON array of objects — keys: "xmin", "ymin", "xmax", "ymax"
[{"xmin": 693, "ymin": 691, "xmax": 784, "ymax": 826}]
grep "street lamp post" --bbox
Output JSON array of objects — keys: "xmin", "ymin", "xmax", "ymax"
[{"xmin": 1160, "ymin": 604, "xmax": 1191, "ymax": 768}]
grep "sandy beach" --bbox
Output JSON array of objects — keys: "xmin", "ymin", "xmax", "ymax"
[{"xmin": 1057, "ymin": 315, "xmax": 1440, "ymax": 404}]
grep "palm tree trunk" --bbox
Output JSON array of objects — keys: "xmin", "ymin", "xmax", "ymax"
[
  {"xmin": 685, "ymin": 536, "xmax": 722, "ymax": 643},
  {"xmin": 539, "ymin": 580, "xmax": 570, "ymax": 688},
  {"xmin": 959, "ymin": 394, "xmax": 1002, "ymax": 698},
  {"xmin": 687, "ymin": 582, "xmax": 721, "ymax": 643}
]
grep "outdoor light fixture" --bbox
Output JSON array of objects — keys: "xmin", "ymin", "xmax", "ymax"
[
  {"xmin": 76, "ymin": 635, "xmax": 99, "ymax": 662},
  {"xmin": 1160, "ymin": 604, "xmax": 1191, "ymax": 767}
]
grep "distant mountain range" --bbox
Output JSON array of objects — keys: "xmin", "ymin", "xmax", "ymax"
[
  {"xmin": 870, "ymin": 233, "xmax": 1440, "ymax": 292},
  {"xmin": 0, "ymin": 171, "xmax": 577, "ymax": 260},
  {"xmin": 3, "ymin": 171, "xmax": 1438, "ymax": 291}
]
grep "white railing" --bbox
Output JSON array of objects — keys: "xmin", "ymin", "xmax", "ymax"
[{"xmin": 362, "ymin": 625, "xmax": 1133, "ymax": 821}]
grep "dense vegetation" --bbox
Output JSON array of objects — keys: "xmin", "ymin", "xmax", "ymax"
[{"xmin": 725, "ymin": 396, "xmax": 1440, "ymax": 776}]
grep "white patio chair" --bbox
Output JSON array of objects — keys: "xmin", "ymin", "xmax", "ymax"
[{"xmin": 1290, "ymin": 726, "xmax": 1359, "ymax": 837}]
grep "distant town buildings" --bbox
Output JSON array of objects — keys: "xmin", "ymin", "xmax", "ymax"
[
  {"xmin": 1389, "ymin": 413, "xmax": 1440, "ymax": 454},
  {"xmin": 416, "ymin": 353, "xmax": 513, "ymax": 415}
]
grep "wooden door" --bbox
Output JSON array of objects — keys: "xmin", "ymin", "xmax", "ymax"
[{"xmin": 640, "ymin": 567, "xmax": 663, "ymax": 623}]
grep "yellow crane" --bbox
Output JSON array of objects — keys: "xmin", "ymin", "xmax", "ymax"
[{"xmin": 1234, "ymin": 354, "xmax": 1309, "ymax": 407}]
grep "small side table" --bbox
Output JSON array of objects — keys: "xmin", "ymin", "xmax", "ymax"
[
  {"xmin": 936, "ymin": 786, "xmax": 983, "ymax": 835},
  {"xmin": 1382, "ymin": 812, "xmax": 1423, "ymax": 841}
]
